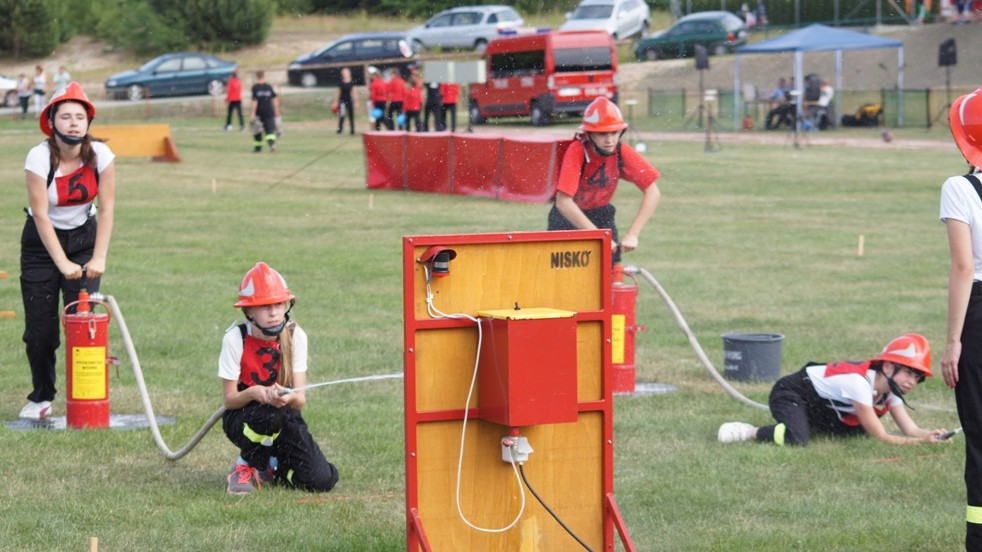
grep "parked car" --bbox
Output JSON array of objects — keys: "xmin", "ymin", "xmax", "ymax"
[
  {"xmin": 287, "ymin": 32, "xmax": 416, "ymax": 88},
  {"xmin": 468, "ymin": 30, "xmax": 618, "ymax": 126},
  {"xmin": 0, "ymin": 74, "xmax": 18, "ymax": 107},
  {"xmin": 634, "ymin": 11, "xmax": 748, "ymax": 61},
  {"xmin": 105, "ymin": 53, "xmax": 236, "ymax": 101},
  {"xmin": 559, "ymin": 0, "xmax": 651, "ymax": 40},
  {"xmin": 406, "ymin": 5, "xmax": 524, "ymax": 53}
]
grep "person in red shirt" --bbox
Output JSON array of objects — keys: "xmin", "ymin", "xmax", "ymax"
[
  {"xmin": 224, "ymin": 70, "xmax": 243, "ymax": 131},
  {"xmin": 368, "ymin": 68, "xmax": 389, "ymax": 131},
  {"xmin": 385, "ymin": 68, "xmax": 406, "ymax": 131},
  {"xmin": 403, "ymin": 73, "xmax": 423, "ymax": 132},
  {"xmin": 439, "ymin": 82, "xmax": 460, "ymax": 132},
  {"xmin": 547, "ymin": 96, "xmax": 662, "ymax": 265}
]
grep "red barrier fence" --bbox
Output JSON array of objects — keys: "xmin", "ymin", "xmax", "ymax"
[{"xmin": 364, "ymin": 131, "xmax": 572, "ymax": 204}]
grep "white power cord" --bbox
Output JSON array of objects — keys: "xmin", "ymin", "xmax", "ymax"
[{"xmin": 424, "ymin": 267, "xmax": 526, "ymax": 533}]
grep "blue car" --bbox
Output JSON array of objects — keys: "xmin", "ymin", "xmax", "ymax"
[{"xmin": 105, "ymin": 52, "xmax": 237, "ymax": 101}]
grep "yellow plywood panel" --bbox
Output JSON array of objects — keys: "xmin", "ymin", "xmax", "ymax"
[
  {"xmin": 416, "ymin": 414, "xmax": 604, "ymax": 551},
  {"xmin": 415, "ymin": 327, "xmax": 480, "ymax": 412},
  {"xmin": 411, "ymin": 239, "xmax": 602, "ymax": 320},
  {"xmin": 91, "ymin": 124, "xmax": 181, "ymax": 161},
  {"xmin": 577, "ymin": 321, "xmax": 603, "ymax": 402}
]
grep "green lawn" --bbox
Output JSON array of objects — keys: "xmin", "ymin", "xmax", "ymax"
[{"xmin": 0, "ymin": 93, "xmax": 969, "ymax": 550}]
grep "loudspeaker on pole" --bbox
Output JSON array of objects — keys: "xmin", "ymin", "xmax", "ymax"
[
  {"xmin": 939, "ymin": 38, "xmax": 957, "ymax": 68},
  {"xmin": 694, "ymin": 44, "xmax": 709, "ymax": 71}
]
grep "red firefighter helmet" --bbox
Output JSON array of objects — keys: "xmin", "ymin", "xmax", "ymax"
[
  {"xmin": 875, "ymin": 333, "xmax": 932, "ymax": 378},
  {"xmin": 950, "ymin": 87, "xmax": 982, "ymax": 169},
  {"xmin": 578, "ymin": 96, "xmax": 627, "ymax": 133},
  {"xmin": 234, "ymin": 262, "xmax": 296, "ymax": 308},
  {"xmin": 40, "ymin": 82, "xmax": 96, "ymax": 136}
]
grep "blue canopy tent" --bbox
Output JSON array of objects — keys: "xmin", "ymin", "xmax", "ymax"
[{"xmin": 733, "ymin": 24, "xmax": 904, "ymax": 130}]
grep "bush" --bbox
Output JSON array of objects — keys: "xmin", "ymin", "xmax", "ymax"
[
  {"xmin": 92, "ymin": 0, "xmax": 272, "ymax": 56},
  {"xmin": 0, "ymin": 0, "xmax": 60, "ymax": 58}
]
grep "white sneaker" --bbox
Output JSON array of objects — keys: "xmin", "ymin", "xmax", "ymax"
[
  {"xmin": 19, "ymin": 400, "xmax": 52, "ymax": 420},
  {"xmin": 718, "ymin": 422, "xmax": 755, "ymax": 443}
]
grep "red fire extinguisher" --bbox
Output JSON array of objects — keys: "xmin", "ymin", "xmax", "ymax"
[
  {"xmin": 611, "ymin": 265, "xmax": 644, "ymax": 394},
  {"xmin": 64, "ymin": 289, "xmax": 111, "ymax": 429}
]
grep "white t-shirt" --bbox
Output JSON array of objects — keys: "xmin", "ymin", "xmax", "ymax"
[
  {"xmin": 805, "ymin": 363, "xmax": 900, "ymax": 412},
  {"xmin": 217, "ymin": 322, "xmax": 309, "ymax": 382},
  {"xmin": 24, "ymin": 141, "xmax": 115, "ymax": 230},
  {"xmin": 940, "ymin": 171, "xmax": 982, "ymax": 281}
]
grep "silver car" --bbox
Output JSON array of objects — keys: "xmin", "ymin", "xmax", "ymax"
[
  {"xmin": 560, "ymin": 0, "xmax": 651, "ymax": 40},
  {"xmin": 0, "ymin": 74, "xmax": 18, "ymax": 107},
  {"xmin": 407, "ymin": 5, "xmax": 524, "ymax": 53}
]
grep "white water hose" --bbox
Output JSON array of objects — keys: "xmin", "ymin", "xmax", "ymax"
[
  {"xmin": 100, "ymin": 294, "xmax": 403, "ymax": 460},
  {"xmin": 623, "ymin": 267, "xmax": 770, "ymax": 412}
]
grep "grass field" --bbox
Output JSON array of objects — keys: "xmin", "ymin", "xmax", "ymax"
[{"xmin": 0, "ymin": 92, "xmax": 971, "ymax": 551}]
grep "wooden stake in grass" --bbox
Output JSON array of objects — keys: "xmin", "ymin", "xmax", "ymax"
[
  {"xmin": 368, "ymin": 193, "xmax": 374, "ymax": 210},
  {"xmin": 857, "ymin": 234, "xmax": 865, "ymax": 257},
  {"xmin": 90, "ymin": 537, "xmax": 98, "ymax": 552},
  {"xmin": 211, "ymin": 178, "xmax": 217, "ymax": 194}
]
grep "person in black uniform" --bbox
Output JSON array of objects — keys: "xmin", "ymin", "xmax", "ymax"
[
  {"xmin": 249, "ymin": 70, "xmax": 280, "ymax": 153},
  {"xmin": 422, "ymin": 80, "xmax": 442, "ymax": 132},
  {"xmin": 334, "ymin": 67, "xmax": 356, "ymax": 135}
]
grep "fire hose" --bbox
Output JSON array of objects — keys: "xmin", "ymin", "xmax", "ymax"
[
  {"xmin": 99, "ymin": 294, "xmax": 403, "ymax": 460},
  {"xmin": 623, "ymin": 266, "xmax": 770, "ymax": 412}
]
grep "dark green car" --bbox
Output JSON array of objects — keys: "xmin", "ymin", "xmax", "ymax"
[{"xmin": 635, "ymin": 11, "xmax": 748, "ymax": 61}]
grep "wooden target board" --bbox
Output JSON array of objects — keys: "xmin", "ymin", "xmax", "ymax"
[{"xmin": 402, "ymin": 230, "xmax": 635, "ymax": 551}]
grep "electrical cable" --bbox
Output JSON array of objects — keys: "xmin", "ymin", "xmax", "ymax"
[
  {"xmin": 624, "ymin": 266, "xmax": 770, "ymax": 412},
  {"xmin": 518, "ymin": 463, "xmax": 594, "ymax": 552},
  {"xmin": 102, "ymin": 294, "xmax": 403, "ymax": 460},
  {"xmin": 268, "ymin": 140, "xmax": 350, "ymax": 190},
  {"xmin": 423, "ymin": 266, "xmax": 527, "ymax": 533}
]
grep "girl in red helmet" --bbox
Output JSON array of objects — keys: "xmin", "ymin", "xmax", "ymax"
[
  {"xmin": 940, "ymin": 86, "xmax": 982, "ymax": 549},
  {"xmin": 547, "ymin": 96, "xmax": 662, "ymax": 264},
  {"xmin": 718, "ymin": 334, "xmax": 950, "ymax": 446},
  {"xmin": 220, "ymin": 262, "xmax": 339, "ymax": 495},
  {"xmin": 18, "ymin": 82, "xmax": 116, "ymax": 420}
]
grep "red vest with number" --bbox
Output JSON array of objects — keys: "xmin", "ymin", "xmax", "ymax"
[
  {"xmin": 238, "ymin": 329, "xmax": 281, "ymax": 391},
  {"xmin": 53, "ymin": 164, "xmax": 99, "ymax": 206}
]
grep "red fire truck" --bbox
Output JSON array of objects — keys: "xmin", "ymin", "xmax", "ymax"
[{"xmin": 467, "ymin": 30, "xmax": 618, "ymax": 126}]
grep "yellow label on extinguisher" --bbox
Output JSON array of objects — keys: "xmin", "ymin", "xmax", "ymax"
[
  {"xmin": 72, "ymin": 346, "xmax": 106, "ymax": 400},
  {"xmin": 612, "ymin": 314, "xmax": 625, "ymax": 364}
]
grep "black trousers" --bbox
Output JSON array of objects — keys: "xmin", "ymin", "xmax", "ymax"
[
  {"xmin": 755, "ymin": 366, "xmax": 865, "ymax": 446},
  {"xmin": 957, "ymin": 281, "xmax": 982, "ymax": 549},
  {"xmin": 225, "ymin": 100, "xmax": 243, "ymax": 128},
  {"xmin": 441, "ymin": 102, "xmax": 457, "ymax": 132},
  {"xmin": 373, "ymin": 101, "xmax": 387, "ymax": 131},
  {"xmin": 337, "ymin": 98, "xmax": 355, "ymax": 134},
  {"xmin": 386, "ymin": 101, "xmax": 403, "ymax": 130},
  {"xmin": 253, "ymin": 113, "xmax": 277, "ymax": 149},
  {"xmin": 20, "ymin": 215, "xmax": 99, "ymax": 403},
  {"xmin": 223, "ymin": 402, "xmax": 339, "ymax": 492},
  {"xmin": 423, "ymin": 102, "xmax": 441, "ymax": 131},
  {"xmin": 404, "ymin": 110, "xmax": 422, "ymax": 132},
  {"xmin": 547, "ymin": 203, "xmax": 620, "ymax": 265}
]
